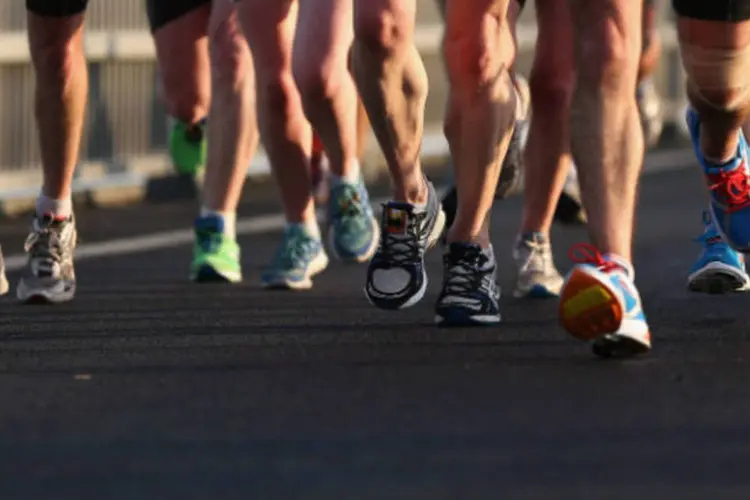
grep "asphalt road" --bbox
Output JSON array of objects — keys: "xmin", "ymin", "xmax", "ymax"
[{"xmin": 0, "ymin": 157, "xmax": 750, "ymax": 499}]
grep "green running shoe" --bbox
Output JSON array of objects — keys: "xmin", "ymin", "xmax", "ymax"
[
  {"xmin": 190, "ymin": 215, "xmax": 242, "ymax": 283},
  {"xmin": 169, "ymin": 118, "xmax": 207, "ymax": 176}
]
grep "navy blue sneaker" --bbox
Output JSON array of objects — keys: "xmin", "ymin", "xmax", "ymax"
[
  {"xmin": 365, "ymin": 179, "xmax": 445, "ymax": 309},
  {"xmin": 435, "ymin": 242, "xmax": 501, "ymax": 327}
]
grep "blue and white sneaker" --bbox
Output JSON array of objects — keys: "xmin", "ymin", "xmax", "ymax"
[
  {"xmin": 686, "ymin": 107, "xmax": 750, "ymax": 251},
  {"xmin": 327, "ymin": 176, "xmax": 379, "ymax": 263},
  {"xmin": 688, "ymin": 212, "xmax": 750, "ymax": 294},
  {"xmin": 365, "ymin": 178, "xmax": 446, "ymax": 309},
  {"xmin": 559, "ymin": 243, "xmax": 651, "ymax": 358},
  {"xmin": 262, "ymin": 225, "xmax": 329, "ymax": 290},
  {"xmin": 435, "ymin": 242, "xmax": 501, "ymax": 327}
]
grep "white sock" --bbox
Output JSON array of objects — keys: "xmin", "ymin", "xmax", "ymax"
[
  {"xmin": 36, "ymin": 194, "xmax": 72, "ymax": 219},
  {"xmin": 331, "ymin": 160, "xmax": 361, "ymax": 184},
  {"xmin": 200, "ymin": 207, "xmax": 237, "ymax": 240}
]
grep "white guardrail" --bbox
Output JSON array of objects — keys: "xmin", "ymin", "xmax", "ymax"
[{"xmin": 0, "ymin": 24, "xmax": 687, "ymax": 211}]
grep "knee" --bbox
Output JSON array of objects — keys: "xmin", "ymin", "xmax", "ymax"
[
  {"xmin": 354, "ymin": 5, "xmax": 413, "ymax": 59},
  {"xmin": 293, "ymin": 59, "xmax": 344, "ymax": 112},
  {"xmin": 256, "ymin": 70, "xmax": 298, "ymax": 116},
  {"xmin": 210, "ymin": 28, "xmax": 251, "ymax": 92},
  {"xmin": 29, "ymin": 28, "xmax": 82, "ymax": 82},
  {"xmin": 443, "ymin": 20, "xmax": 512, "ymax": 93},
  {"xmin": 576, "ymin": 18, "xmax": 639, "ymax": 91}
]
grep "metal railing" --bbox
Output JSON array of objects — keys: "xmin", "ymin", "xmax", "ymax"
[{"xmin": 0, "ymin": 1, "xmax": 686, "ymax": 207}]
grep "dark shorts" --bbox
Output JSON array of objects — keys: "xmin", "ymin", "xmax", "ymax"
[
  {"xmin": 434, "ymin": 0, "xmax": 526, "ymax": 19},
  {"xmin": 673, "ymin": 0, "xmax": 750, "ymax": 21},
  {"xmin": 26, "ymin": 0, "xmax": 88, "ymax": 16},
  {"xmin": 146, "ymin": 0, "xmax": 213, "ymax": 31}
]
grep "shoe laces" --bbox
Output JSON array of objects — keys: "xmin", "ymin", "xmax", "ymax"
[
  {"xmin": 568, "ymin": 243, "xmax": 620, "ymax": 274},
  {"xmin": 516, "ymin": 235, "xmax": 554, "ymax": 274},
  {"xmin": 706, "ymin": 165, "xmax": 750, "ymax": 212},
  {"xmin": 330, "ymin": 183, "xmax": 367, "ymax": 225},
  {"xmin": 24, "ymin": 218, "xmax": 64, "ymax": 275},
  {"xmin": 377, "ymin": 207, "xmax": 427, "ymax": 266},
  {"xmin": 273, "ymin": 231, "xmax": 318, "ymax": 269},
  {"xmin": 443, "ymin": 245, "xmax": 497, "ymax": 298}
]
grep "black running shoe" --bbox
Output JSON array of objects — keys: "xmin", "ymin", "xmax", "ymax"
[
  {"xmin": 365, "ymin": 179, "xmax": 446, "ymax": 309},
  {"xmin": 435, "ymin": 242, "xmax": 501, "ymax": 326}
]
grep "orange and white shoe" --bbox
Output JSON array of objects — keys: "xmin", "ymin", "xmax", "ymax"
[{"xmin": 558, "ymin": 243, "xmax": 651, "ymax": 358}]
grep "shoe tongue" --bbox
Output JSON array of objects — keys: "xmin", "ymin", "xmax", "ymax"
[
  {"xmin": 384, "ymin": 203, "xmax": 413, "ymax": 236},
  {"xmin": 521, "ymin": 232, "xmax": 546, "ymax": 245},
  {"xmin": 196, "ymin": 214, "xmax": 224, "ymax": 234}
]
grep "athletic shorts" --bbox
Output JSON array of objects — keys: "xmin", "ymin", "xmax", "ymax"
[
  {"xmin": 26, "ymin": 0, "xmax": 88, "ymax": 16},
  {"xmin": 434, "ymin": 0, "xmax": 526, "ymax": 19},
  {"xmin": 146, "ymin": 0, "xmax": 212, "ymax": 31},
  {"xmin": 672, "ymin": 0, "xmax": 750, "ymax": 21}
]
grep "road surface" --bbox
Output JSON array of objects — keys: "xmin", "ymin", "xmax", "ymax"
[{"xmin": 0, "ymin": 156, "xmax": 749, "ymax": 499}]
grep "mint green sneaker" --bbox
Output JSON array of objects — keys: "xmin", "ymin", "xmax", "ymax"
[
  {"xmin": 169, "ymin": 118, "xmax": 207, "ymax": 176},
  {"xmin": 326, "ymin": 177, "xmax": 379, "ymax": 263},
  {"xmin": 262, "ymin": 225, "xmax": 329, "ymax": 290},
  {"xmin": 190, "ymin": 215, "xmax": 242, "ymax": 283}
]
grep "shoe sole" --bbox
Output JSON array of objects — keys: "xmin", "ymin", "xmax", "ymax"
[
  {"xmin": 554, "ymin": 192, "xmax": 587, "ymax": 226},
  {"xmin": 191, "ymin": 265, "xmax": 242, "ymax": 284},
  {"xmin": 687, "ymin": 265, "xmax": 750, "ymax": 295},
  {"xmin": 262, "ymin": 252, "xmax": 329, "ymax": 291},
  {"xmin": 592, "ymin": 333, "xmax": 652, "ymax": 359},
  {"xmin": 17, "ymin": 283, "xmax": 76, "ymax": 305},
  {"xmin": 559, "ymin": 268, "xmax": 623, "ymax": 341},
  {"xmin": 434, "ymin": 313, "xmax": 501, "ymax": 327}
]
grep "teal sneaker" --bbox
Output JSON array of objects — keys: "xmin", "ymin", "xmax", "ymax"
[
  {"xmin": 326, "ymin": 177, "xmax": 378, "ymax": 263},
  {"xmin": 262, "ymin": 225, "xmax": 329, "ymax": 290},
  {"xmin": 190, "ymin": 215, "xmax": 242, "ymax": 283},
  {"xmin": 169, "ymin": 118, "xmax": 207, "ymax": 175}
]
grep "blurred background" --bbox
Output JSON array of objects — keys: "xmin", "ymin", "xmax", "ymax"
[{"xmin": 0, "ymin": 0, "xmax": 686, "ymax": 213}]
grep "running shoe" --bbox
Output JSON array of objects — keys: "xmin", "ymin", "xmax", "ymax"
[
  {"xmin": 262, "ymin": 225, "xmax": 329, "ymax": 290},
  {"xmin": 435, "ymin": 242, "xmax": 501, "ymax": 326},
  {"xmin": 559, "ymin": 243, "xmax": 651, "ymax": 358},
  {"xmin": 190, "ymin": 215, "xmax": 242, "ymax": 283},
  {"xmin": 554, "ymin": 164, "xmax": 587, "ymax": 226},
  {"xmin": 327, "ymin": 177, "xmax": 379, "ymax": 263},
  {"xmin": 637, "ymin": 78, "xmax": 664, "ymax": 150},
  {"xmin": 17, "ymin": 214, "xmax": 77, "ymax": 304},
  {"xmin": 512, "ymin": 232, "xmax": 564, "ymax": 298},
  {"xmin": 365, "ymin": 178, "xmax": 445, "ymax": 309},
  {"xmin": 687, "ymin": 211, "xmax": 750, "ymax": 294},
  {"xmin": 0, "ymin": 245, "xmax": 7, "ymax": 296},
  {"xmin": 686, "ymin": 107, "xmax": 750, "ymax": 251},
  {"xmin": 169, "ymin": 118, "xmax": 207, "ymax": 176}
]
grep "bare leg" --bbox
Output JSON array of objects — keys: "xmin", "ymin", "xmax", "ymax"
[
  {"xmin": 351, "ymin": 0, "xmax": 428, "ymax": 204},
  {"xmin": 235, "ymin": 0, "xmax": 315, "ymax": 226}
]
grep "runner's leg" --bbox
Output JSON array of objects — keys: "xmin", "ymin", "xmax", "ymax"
[
  {"xmin": 355, "ymin": 0, "xmax": 445, "ymax": 310},
  {"xmin": 19, "ymin": 0, "xmax": 88, "ymax": 303},
  {"xmin": 435, "ymin": 0, "xmax": 515, "ymax": 326},
  {"xmin": 558, "ymin": 0, "xmax": 651, "ymax": 358},
  {"xmin": 235, "ymin": 0, "xmax": 329, "ymax": 289},
  {"xmin": 294, "ymin": 0, "xmax": 379, "ymax": 263}
]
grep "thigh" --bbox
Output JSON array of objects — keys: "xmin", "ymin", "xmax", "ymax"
[
  {"xmin": 568, "ymin": 0, "xmax": 642, "ymax": 68},
  {"xmin": 27, "ymin": 0, "xmax": 88, "ymax": 16},
  {"xmin": 353, "ymin": 0, "xmax": 417, "ymax": 39},
  {"xmin": 236, "ymin": 0, "xmax": 298, "ymax": 72},
  {"xmin": 295, "ymin": 0, "xmax": 353, "ymax": 70},
  {"xmin": 534, "ymin": 0, "xmax": 574, "ymax": 77}
]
